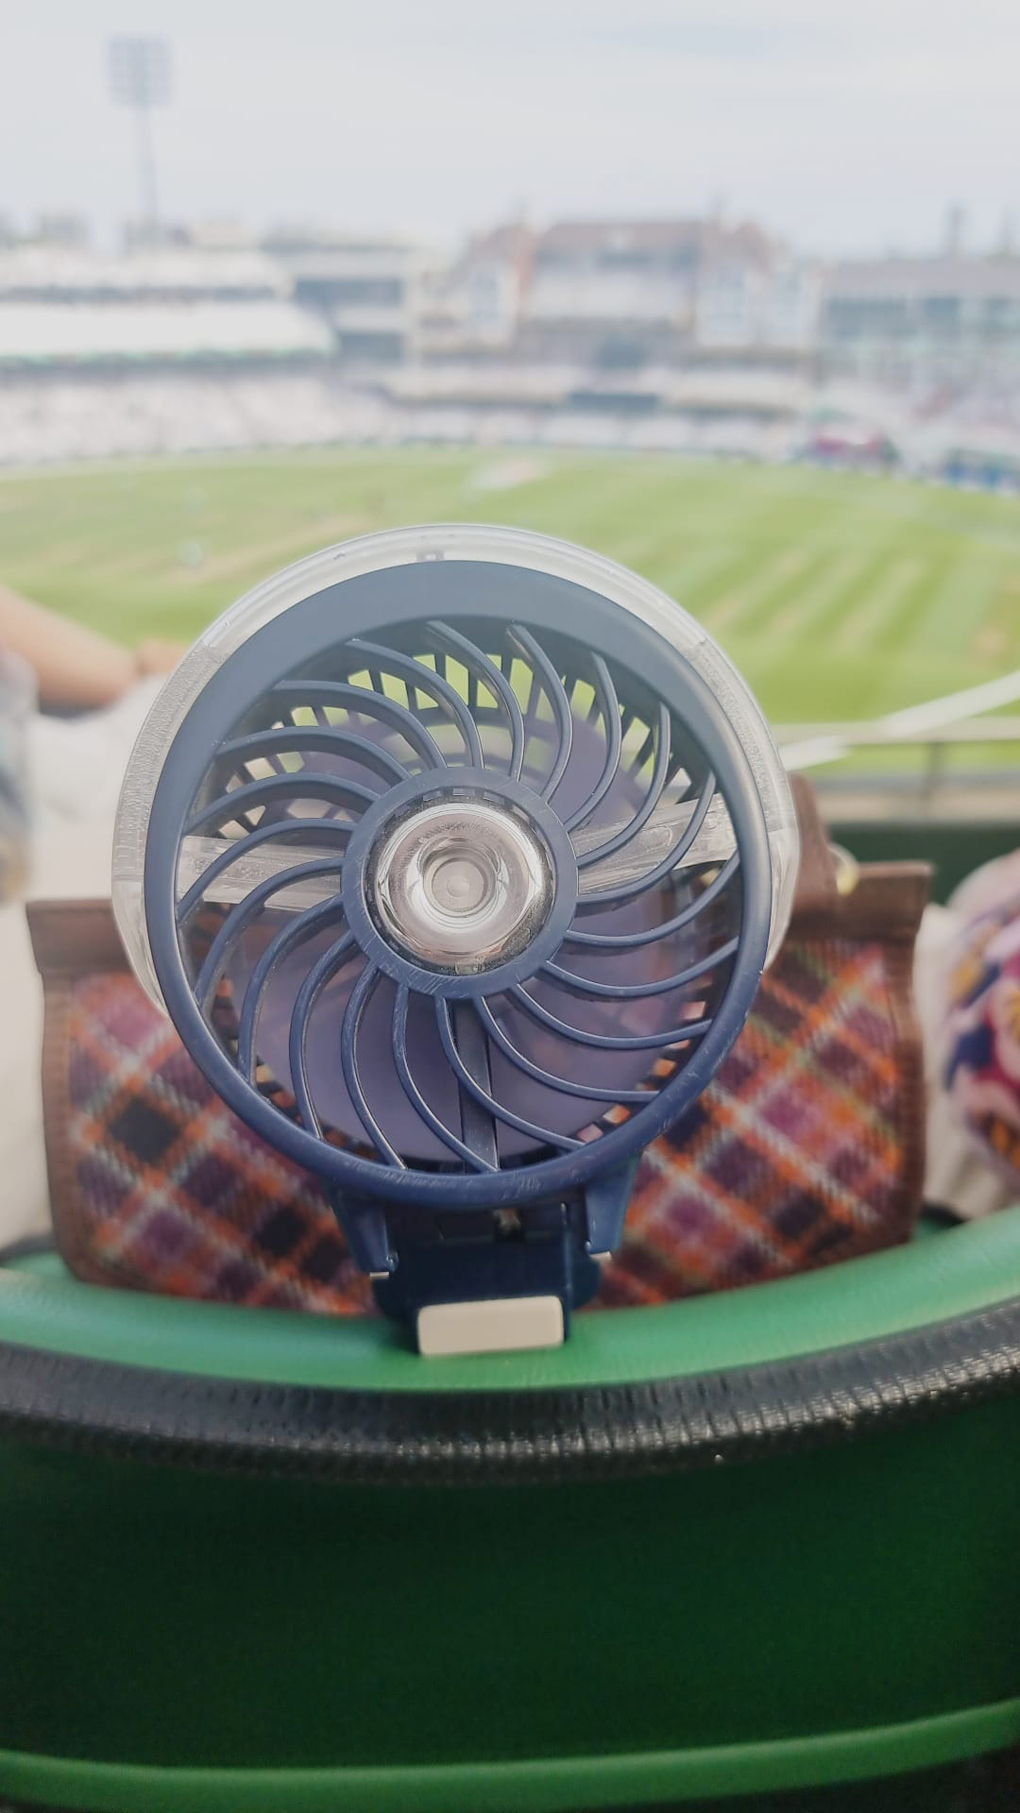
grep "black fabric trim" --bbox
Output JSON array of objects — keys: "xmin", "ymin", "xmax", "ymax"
[
  {"xmin": 921, "ymin": 1202, "xmax": 970, "ymax": 1230},
  {"xmin": 0, "ymin": 1297, "xmax": 1017, "ymax": 1486},
  {"xmin": 0, "ymin": 1235, "xmax": 56, "ymax": 1266}
]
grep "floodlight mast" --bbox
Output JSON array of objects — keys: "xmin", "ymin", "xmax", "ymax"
[{"xmin": 107, "ymin": 37, "xmax": 172, "ymax": 240}]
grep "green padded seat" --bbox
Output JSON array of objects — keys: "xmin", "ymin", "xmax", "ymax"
[{"xmin": 0, "ymin": 1210, "xmax": 1017, "ymax": 1810}]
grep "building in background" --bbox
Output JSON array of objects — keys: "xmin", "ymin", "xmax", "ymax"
[
  {"xmin": 695, "ymin": 243, "xmax": 820, "ymax": 362},
  {"xmin": 0, "ymin": 203, "xmax": 1017, "ymax": 478},
  {"xmin": 263, "ymin": 227, "xmax": 426, "ymax": 367},
  {"xmin": 511, "ymin": 216, "xmax": 817, "ymax": 368},
  {"xmin": 819, "ymin": 255, "xmax": 1020, "ymax": 392},
  {"xmin": 517, "ymin": 218, "xmax": 704, "ymax": 367},
  {"xmin": 418, "ymin": 222, "xmax": 532, "ymax": 362}
]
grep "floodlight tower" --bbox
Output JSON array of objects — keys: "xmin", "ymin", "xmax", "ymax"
[{"xmin": 107, "ymin": 36, "xmax": 172, "ymax": 240}]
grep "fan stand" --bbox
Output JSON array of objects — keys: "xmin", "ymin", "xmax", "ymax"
[{"xmin": 372, "ymin": 1200, "xmax": 604, "ymax": 1356}]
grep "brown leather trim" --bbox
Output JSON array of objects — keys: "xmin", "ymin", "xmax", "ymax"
[
  {"xmin": 792, "ymin": 864, "xmax": 931, "ymax": 943},
  {"xmin": 26, "ymin": 898, "xmax": 129, "ymax": 975},
  {"xmin": 787, "ymin": 772, "xmax": 839, "ymax": 920},
  {"xmin": 784, "ymin": 775, "xmax": 932, "ymax": 940}
]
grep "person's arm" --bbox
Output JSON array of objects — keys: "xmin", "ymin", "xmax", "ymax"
[{"xmin": 0, "ymin": 585, "xmax": 182, "ymax": 710}]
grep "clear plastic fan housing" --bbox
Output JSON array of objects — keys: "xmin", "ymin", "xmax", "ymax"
[
  {"xmin": 114, "ymin": 524, "xmax": 797, "ymax": 1002},
  {"xmin": 112, "ymin": 522, "xmax": 798, "ymax": 1200}
]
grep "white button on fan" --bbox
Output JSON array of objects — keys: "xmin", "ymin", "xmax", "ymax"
[{"xmin": 428, "ymin": 851, "xmax": 490, "ymax": 914}]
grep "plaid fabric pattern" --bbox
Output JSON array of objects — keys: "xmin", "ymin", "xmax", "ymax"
[
  {"xmin": 66, "ymin": 975, "xmax": 372, "ymax": 1314},
  {"xmin": 57, "ymin": 936, "xmax": 917, "ymax": 1315},
  {"xmin": 599, "ymin": 938, "xmax": 915, "ymax": 1306}
]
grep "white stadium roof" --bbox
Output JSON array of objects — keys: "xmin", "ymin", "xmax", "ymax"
[
  {"xmin": 0, "ymin": 247, "xmax": 288, "ymax": 299},
  {"xmin": 0, "ymin": 301, "xmax": 332, "ymax": 363}
]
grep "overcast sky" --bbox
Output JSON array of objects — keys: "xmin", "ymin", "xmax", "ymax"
[{"xmin": 3, "ymin": 0, "xmax": 1018, "ymax": 257}]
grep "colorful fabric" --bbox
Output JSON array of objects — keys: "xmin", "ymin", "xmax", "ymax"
[
  {"xmin": 64, "ymin": 976, "xmax": 372, "ymax": 1314},
  {"xmin": 942, "ymin": 852, "xmax": 1020, "ymax": 1186},
  {"xmin": 598, "ymin": 938, "xmax": 916, "ymax": 1305},
  {"xmin": 54, "ymin": 931, "xmax": 918, "ymax": 1314}
]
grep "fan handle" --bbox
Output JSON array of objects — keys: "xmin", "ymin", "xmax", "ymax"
[{"xmin": 342, "ymin": 1165, "xmax": 636, "ymax": 1355}]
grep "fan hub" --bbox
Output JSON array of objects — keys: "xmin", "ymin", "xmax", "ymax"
[{"xmin": 370, "ymin": 798, "xmax": 552, "ymax": 972}]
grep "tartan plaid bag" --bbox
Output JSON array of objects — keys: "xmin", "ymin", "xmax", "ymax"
[{"xmin": 27, "ymin": 781, "xmax": 930, "ymax": 1314}]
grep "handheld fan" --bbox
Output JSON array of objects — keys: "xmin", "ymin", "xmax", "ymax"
[{"xmin": 114, "ymin": 526, "xmax": 798, "ymax": 1354}]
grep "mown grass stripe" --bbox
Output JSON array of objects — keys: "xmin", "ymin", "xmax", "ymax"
[
  {"xmin": 797, "ymin": 547, "xmax": 899, "ymax": 651},
  {"xmin": 833, "ymin": 557, "xmax": 927, "ymax": 655},
  {"xmin": 737, "ymin": 548, "xmax": 829, "ymax": 638},
  {"xmin": 767, "ymin": 549, "xmax": 873, "ymax": 640},
  {"xmin": 873, "ymin": 558, "xmax": 944, "ymax": 657},
  {"xmin": 919, "ymin": 557, "xmax": 1005, "ymax": 660},
  {"xmin": 701, "ymin": 546, "xmax": 808, "ymax": 632}
]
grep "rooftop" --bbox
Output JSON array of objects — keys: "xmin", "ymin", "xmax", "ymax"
[{"xmin": 825, "ymin": 256, "xmax": 1020, "ymax": 300}]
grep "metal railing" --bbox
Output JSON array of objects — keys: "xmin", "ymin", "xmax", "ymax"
[{"xmin": 775, "ymin": 670, "xmax": 1020, "ymax": 815}]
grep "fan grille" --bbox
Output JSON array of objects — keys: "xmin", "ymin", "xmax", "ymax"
[{"xmin": 172, "ymin": 614, "xmax": 744, "ymax": 1180}]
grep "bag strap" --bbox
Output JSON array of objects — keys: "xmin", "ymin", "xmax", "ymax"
[
  {"xmin": 786, "ymin": 774, "xmax": 930, "ymax": 941},
  {"xmin": 787, "ymin": 773, "xmax": 839, "ymax": 918}
]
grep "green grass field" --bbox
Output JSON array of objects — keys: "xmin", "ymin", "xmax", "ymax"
[{"xmin": 2, "ymin": 448, "xmax": 1019, "ymax": 725}]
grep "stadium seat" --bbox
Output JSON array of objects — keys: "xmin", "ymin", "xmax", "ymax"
[{"xmin": 0, "ymin": 1210, "xmax": 1016, "ymax": 1810}]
